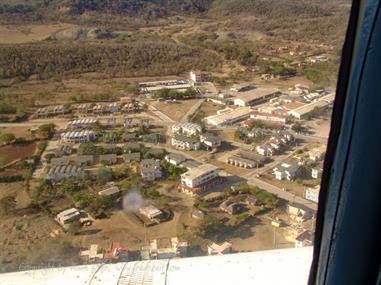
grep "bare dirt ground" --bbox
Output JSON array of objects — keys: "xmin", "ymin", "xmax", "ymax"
[
  {"xmin": 151, "ymin": 99, "xmax": 200, "ymax": 122},
  {"xmin": 0, "ymin": 23, "xmax": 76, "ymax": 44},
  {"xmin": 198, "ymin": 101, "xmax": 224, "ymax": 117},
  {"xmin": 0, "ymin": 126, "xmax": 32, "ymax": 139},
  {"xmin": 305, "ymin": 117, "xmax": 331, "ymax": 138},
  {"xmin": 230, "ymin": 217, "xmax": 293, "ymax": 252},
  {"xmin": 0, "ymin": 142, "xmax": 36, "ymax": 167},
  {"xmin": 72, "ymin": 180, "xmax": 196, "ymax": 251},
  {"xmin": 260, "ymin": 173, "xmax": 308, "ymax": 198}
]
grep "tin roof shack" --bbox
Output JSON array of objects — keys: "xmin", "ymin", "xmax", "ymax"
[
  {"xmin": 124, "ymin": 142, "xmax": 141, "ymax": 152},
  {"xmin": 99, "ymin": 154, "xmax": 118, "ymax": 165},
  {"xmin": 76, "ymin": 155, "xmax": 95, "ymax": 166},
  {"xmin": 36, "ymin": 105, "xmax": 68, "ymax": 117},
  {"xmin": 123, "ymin": 152, "xmax": 141, "ymax": 163},
  {"xmin": 165, "ymin": 153, "xmax": 187, "ymax": 166},
  {"xmin": 141, "ymin": 237, "xmax": 188, "ymax": 260},
  {"xmin": 44, "ymin": 165, "xmax": 82, "ymax": 182},
  {"xmin": 67, "ymin": 118, "xmax": 97, "ymax": 130},
  {"xmin": 141, "ymin": 134, "xmax": 165, "ymax": 144},
  {"xmin": 295, "ymin": 230, "xmax": 314, "ymax": 248},
  {"xmin": 146, "ymin": 148, "xmax": 166, "ymax": 159},
  {"xmin": 122, "ymin": 132, "xmax": 138, "ymax": 142},
  {"xmin": 99, "ymin": 185, "xmax": 121, "ymax": 197},
  {"xmin": 138, "ymin": 205, "xmax": 164, "ymax": 224},
  {"xmin": 56, "ymin": 208, "xmax": 81, "ymax": 226},
  {"xmin": 61, "ymin": 130, "xmax": 96, "ymax": 144},
  {"xmin": 50, "ymin": 156, "xmax": 70, "ymax": 167},
  {"xmin": 140, "ymin": 159, "xmax": 162, "ymax": 181},
  {"xmin": 54, "ymin": 145, "xmax": 72, "ymax": 156},
  {"xmin": 207, "ymin": 242, "xmax": 232, "ymax": 255}
]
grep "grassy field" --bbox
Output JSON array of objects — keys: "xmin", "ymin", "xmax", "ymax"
[{"xmin": 0, "ymin": 23, "xmax": 76, "ymax": 44}]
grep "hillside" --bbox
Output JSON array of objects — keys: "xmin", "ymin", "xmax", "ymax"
[{"xmin": 0, "ymin": 0, "xmax": 349, "ymax": 22}]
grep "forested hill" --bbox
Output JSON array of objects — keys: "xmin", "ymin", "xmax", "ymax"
[{"xmin": 0, "ymin": 0, "xmax": 349, "ymax": 22}]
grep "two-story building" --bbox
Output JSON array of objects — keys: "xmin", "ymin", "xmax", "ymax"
[{"xmin": 179, "ymin": 164, "xmax": 219, "ymax": 195}]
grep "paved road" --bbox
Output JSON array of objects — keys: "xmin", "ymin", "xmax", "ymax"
[
  {"xmin": 180, "ymin": 99, "xmax": 204, "ymax": 123},
  {"xmin": 247, "ymin": 177, "xmax": 317, "ymax": 211}
]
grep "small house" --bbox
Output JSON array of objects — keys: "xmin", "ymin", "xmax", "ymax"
[
  {"xmin": 76, "ymin": 155, "xmax": 94, "ymax": 166},
  {"xmin": 99, "ymin": 154, "xmax": 117, "ymax": 165},
  {"xmin": 123, "ymin": 152, "xmax": 141, "ymax": 163},
  {"xmin": 165, "ymin": 153, "xmax": 187, "ymax": 166}
]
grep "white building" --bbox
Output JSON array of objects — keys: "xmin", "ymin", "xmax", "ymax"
[
  {"xmin": 180, "ymin": 164, "xmax": 219, "ymax": 195},
  {"xmin": 308, "ymin": 145, "xmax": 326, "ymax": 162},
  {"xmin": 312, "ymin": 167, "xmax": 323, "ymax": 179},
  {"xmin": 142, "ymin": 237, "xmax": 188, "ymax": 260},
  {"xmin": 164, "ymin": 153, "xmax": 187, "ymax": 166},
  {"xmin": 273, "ymin": 162, "xmax": 300, "ymax": 180},
  {"xmin": 67, "ymin": 118, "xmax": 97, "ymax": 129},
  {"xmin": 140, "ymin": 159, "xmax": 162, "ymax": 181},
  {"xmin": 171, "ymin": 135, "xmax": 201, "ymax": 151},
  {"xmin": 233, "ymin": 88, "xmax": 280, "ymax": 107},
  {"xmin": 205, "ymin": 107, "xmax": 252, "ymax": 127},
  {"xmin": 287, "ymin": 94, "xmax": 335, "ymax": 119},
  {"xmin": 305, "ymin": 185, "xmax": 320, "ymax": 203},
  {"xmin": 250, "ymin": 111, "xmax": 287, "ymax": 124},
  {"xmin": 56, "ymin": 208, "xmax": 81, "ymax": 225},
  {"xmin": 200, "ymin": 133, "xmax": 221, "ymax": 149},
  {"xmin": 190, "ymin": 70, "xmax": 209, "ymax": 83},
  {"xmin": 61, "ymin": 130, "xmax": 96, "ymax": 144},
  {"xmin": 139, "ymin": 205, "xmax": 163, "ymax": 221},
  {"xmin": 256, "ymin": 144, "xmax": 276, "ymax": 157},
  {"xmin": 171, "ymin": 123, "xmax": 202, "ymax": 136}
]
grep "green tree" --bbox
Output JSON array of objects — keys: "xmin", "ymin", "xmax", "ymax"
[
  {"xmin": 0, "ymin": 133, "xmax": 15, "ymax": 145},
  {"xmin": 291, "ymin": 122, "xmax": 303, "ymax": 133},
  {"xmin": 44, "ymin": 153, "xmax": 55, "ymax": 163},
  {"xmin": 196, "ymin": 215, "xmax": 229, "ymax": 240},
  {"xmin": 68, "ymin": 220, "xmax": 82, "ymax": 235},
  {"xmin": 37, "ymin": 123, "xmax": 55, "ymax": 138},
  {"xmin": 96, "ymin": 168, "xmax": 114, "ymax": 185},
  {"xmin": 234, "ymin": 129, "xmax": 241, "ymax": 138},
  {"xmin": 0, "ymin": 196, "xmax": 16, "ymax": 216}
]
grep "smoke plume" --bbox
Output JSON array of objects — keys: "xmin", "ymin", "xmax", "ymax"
[{"xmin": 122, "ymin": 190, "xmax": 146, "ymax": 212}]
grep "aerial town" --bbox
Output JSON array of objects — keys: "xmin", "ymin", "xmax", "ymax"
[{"xmin": 0, "ymin": 67, "xmax": 330, "ymax": 267}]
